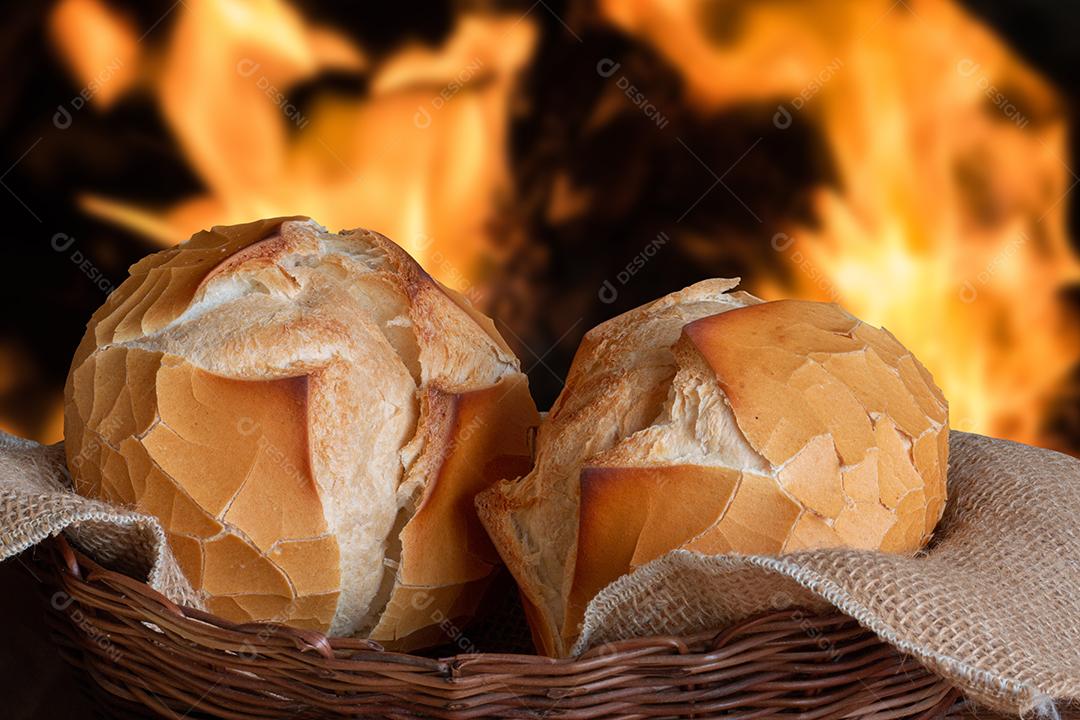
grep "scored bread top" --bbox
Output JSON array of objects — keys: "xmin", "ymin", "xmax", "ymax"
[
  {"xmin": 66, "ymin": 217, "xmax": 534, "ymax": 639},
  {"xmin": 476, "ymin": 279, "xmax": 762, "ymax": 655},
  {"xmin": 477, "ymin": 282, "xmax": 948, "ymax": 657}
]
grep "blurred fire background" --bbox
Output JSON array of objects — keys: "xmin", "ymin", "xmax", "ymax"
[
  {"xmin": 0, "ymin": 0, "xmax": 1079, "ymax": 456},
  {"xmin": 1, "ymin": 2, "xmax": 1079, "ymax": 717}
]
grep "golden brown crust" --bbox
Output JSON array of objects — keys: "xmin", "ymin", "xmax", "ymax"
[
  {"xmin": 67, "ymin": 345, "xmax": 337, "ymax": 627},
  {"xmin": 480, "ymin": 288, "xmax": 948, "ymax": 657},
  {"xmin": 65, "ymin": 217, "xmax": 537, "ymax": 642},
  {"xmin": 85, "ymin": 218, "xmax": 297, "ymax": 352},
  {"xmin": 566, "ymin": 465, "xmax": 743, "ymax": 649},
  {"xmin": 686, "ymin": 300, "xmax": 948, "ymax": 552},
  {"xmin": 371, "ymin": 373, "xmax": 539, "ymax": 647},
  {"xmin": 476, "ymin": 279, "xmax": 760, "ymax": 656},
  {"xmin": 399, "ymin": 375, "xmax": 538, "ymax": 585}
]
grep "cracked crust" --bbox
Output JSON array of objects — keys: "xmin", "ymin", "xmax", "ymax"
[
  {"xmin": 65, "ymin": 217, "xmax": 538, "ymax": 644},
  {"xmin": 477, "ymin": 286, "xmax": 948, "ymax": 657}
]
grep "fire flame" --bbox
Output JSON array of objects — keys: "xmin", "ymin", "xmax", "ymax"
[
  {"xmin": 48, "ymin": 0, "xmax": 140, "ymax": 108},
  {"xmin": 49, "ymin": 0, "xmax": 1079, "ymax": 447},
  {"xmin": 51, "ymin": 0, "xmax": 536, "ymax": 296},
  {"xmin": 602, "ymin": 0, "xmax": 1080, "ymax": 444}
]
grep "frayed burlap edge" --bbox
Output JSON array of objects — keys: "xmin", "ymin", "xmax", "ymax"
[
  {"xmin": 576, "ymin": 551, "xmax": 1069, "ymax": 718},
  {"xmin": 0, "ymin": 432, "xmax": 203, "ymax": 609},
  {"xmin": 575, "ymin": 432, "xmax": 1080, "ymax": 718}
]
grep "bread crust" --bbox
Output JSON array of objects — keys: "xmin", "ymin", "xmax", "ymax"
[
  {"xmin": 66, "ymin": 217, "xmax": 537, "ymax": 644},
  {"xmin": 478, "ymin": 285, "xmax": 948, "ymax": 657},
  {"xmin": 370, "ymin": 373, "xmax": 539, "ymax": 648}
]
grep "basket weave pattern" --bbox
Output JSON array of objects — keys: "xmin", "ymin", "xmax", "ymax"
[{"xmin": 34, "ymin": 536, "xmax": 964, "ymax": 719}]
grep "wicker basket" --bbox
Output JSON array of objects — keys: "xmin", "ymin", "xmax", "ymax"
[{"xmin": 35, "ymin": 535, "xmax": 963, "ymax": 719}]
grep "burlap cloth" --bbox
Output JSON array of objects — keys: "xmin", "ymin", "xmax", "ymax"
[
  {"xmin": 0, "ymin": 432, "xmax": 201, "ymax": 608},
  {"xmin": 1, "ymin": 430, "xmax": 1077, "ymax": 717}
]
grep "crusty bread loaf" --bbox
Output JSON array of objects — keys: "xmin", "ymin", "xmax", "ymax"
[
  {"xmin": 64, "ymin": 217, "xmax": 539, "ymax": 648},
  {"xmin": 476, "ymin": 279, "xmax": 948, "ymax": 657}
]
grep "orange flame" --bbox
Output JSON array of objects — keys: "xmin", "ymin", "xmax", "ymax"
[
  {"xmin": 49, "ymin": 0, "xmax": 1080, "ymax": 447},
  {"xmin": 53, "ymin": 0, "xmax": 535, "ymax": 296},
  {"xmin": 603, "ymin": 0, "xmax": 1080, "ymax": 444},
  {"xmin": 49, "ymin": 0, "xmax": 140, "ymax": 108}
]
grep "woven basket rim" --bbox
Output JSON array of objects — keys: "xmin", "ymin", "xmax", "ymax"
[
  {"xmin": 52, "ymin": 534, "xmax": 755, "ymax": 659},
  {"xmin": 39, "ymin": 534, "xmax": 963, "ymax": 719}
]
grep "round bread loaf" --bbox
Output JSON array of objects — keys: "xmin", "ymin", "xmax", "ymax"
[
  {"xmin": 477, "ymin": 279, "xmax": 949, "ymax": 656},
  {"xmin": 64, "ymin": 217, "xmax": 539, "ymax": 648}
]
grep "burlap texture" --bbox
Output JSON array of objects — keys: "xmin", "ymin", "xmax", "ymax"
[
  {"xmin": 0, "ymin": 431, "xmax": 202, "ymax": 609},
  {"xmin": 576, "ymin": 432, "xmax": 1080, "ymax": 717},
  {"xmin": 1, "ymin": 429, "xmax": 1077, "ymax": 717}
]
